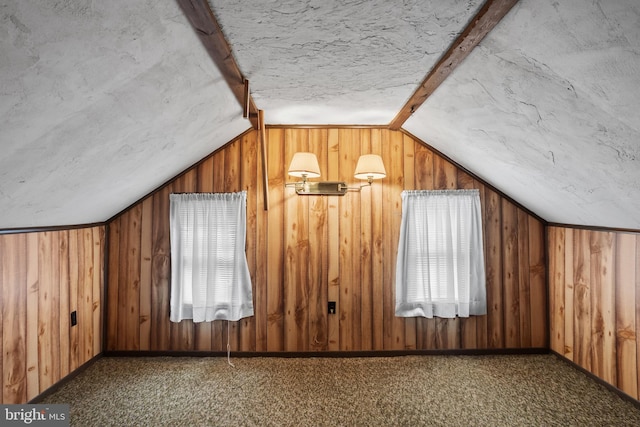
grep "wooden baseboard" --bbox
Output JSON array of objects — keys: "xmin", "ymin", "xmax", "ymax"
[
  {"xmin": 103, "ymin": 347, "xmax": 549, "ymax": 358},
  {"xmin": 29, "ymin": 353, "xmax": 103, "ymax": 403},
  {"xmin": 550, "ymin": 350, "xmax": 640, "ymax": 409}
]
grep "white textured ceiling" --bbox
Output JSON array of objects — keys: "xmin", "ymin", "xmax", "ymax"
[
  {"xmin": 1, "ymin": 0, "xmax": 640, "ymax": 230},
  {"xmin": 208, "ymin": 0, "xmax": 483, "ymax": 124},
  {"xmin": 0, "ymin": 0, "xmax": 251, "ymax": 228},
  {"xmin": 404, "ymin": 0, "xmax": 640, "ymax": 229}
]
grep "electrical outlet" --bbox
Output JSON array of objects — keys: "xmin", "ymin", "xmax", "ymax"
[
  {"xmin": 328, "ymin": 301, "xmax": 336, "ymax": 314},
  {"xmin": 70, "ymin": 311, "xmax": 77, "ymax": 326}
]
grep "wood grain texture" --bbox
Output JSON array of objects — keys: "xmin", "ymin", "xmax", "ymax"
[
  {"xmin": 2, "ymin": 233, "xmax": 27, "ymax": 403},
  {"xmin": 326, "ymin": 129, "xmax": 340, "ymax": 351},
  {"xmin": 485, "ymin": 188, "xmax": 504, "ymax": 348},
  {"xmin": 309, "ymin": 129, "xmax": 329, "ymax": 351},
  {"xmin": 255, "ymin": 132, "xmax": 269, "ymax": 351},
  {"xmin": 106, "ymin": 128, "xmax": 547, "ymax": 355},
  {"xmin": 0, "ymin": 227, "xmax": 104, "ymax": 404},
  {"xmin": 174, "ymin": 0, "xmax": 259, "ymax": 128},
  {"xmin": 549, "ymin": 226, "xmax": 640, "ymax": 400},
  {"xmin": 528, "ymin": 217, "xmax": 547, "ymax": 348},
  {"xmin": 266, "ymin": 129, "xmax": 285, "ymax": 351},
  {"xmin": 241, "ymin": 132, "xmax": 258, "ymax": 351},
  {"xmin": 284, "ymin": 129, "xmax": 309, "ymax": 351}
]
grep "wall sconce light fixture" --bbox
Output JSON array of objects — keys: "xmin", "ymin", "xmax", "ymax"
[{"xmin": 285, "ymin": 152, "xmax": 386, "ymax": 195}]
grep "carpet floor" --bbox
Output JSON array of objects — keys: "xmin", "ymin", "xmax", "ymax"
[{"xmin": 40, "ymin": 354, "xmax": 640, "ymax": 426}]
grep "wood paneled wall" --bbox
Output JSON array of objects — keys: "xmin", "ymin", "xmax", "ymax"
[
  {"xmin": 106, "ymin": 128, "xmax": 547, "ymax": 353},
  {"xmin": 0, "ymin": 226, "xmax": 104, "ymax": 404},
  {"xmin": 549, "ymin": 226, "xmax": 640, "ymax": 399}
]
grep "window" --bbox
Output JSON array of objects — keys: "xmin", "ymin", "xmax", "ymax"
[
  {"xmin": 395, "ymin": 190, "xmax": 486, "ymax": 318},
  {"xmin": 169, "ymin": 192, "xmax": 254, "ymax": 322}
]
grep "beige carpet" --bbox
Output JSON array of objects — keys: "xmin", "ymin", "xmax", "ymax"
[{"xmin": 40, "ymin": 354, "xmax": 640, "ymax": 426}]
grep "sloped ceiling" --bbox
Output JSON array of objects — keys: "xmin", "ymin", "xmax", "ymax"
[
  {"xmin": 1, "ymin": 0, "xmax": 639, "ymax": 230},
  {"xmin": 404, "ymin": 0, "xmax": 640, "ymax": 229},
  {"xmin": 0, "ymin": 0, "xmax": 251, "ymax": 228}
]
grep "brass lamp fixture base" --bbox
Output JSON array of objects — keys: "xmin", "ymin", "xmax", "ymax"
[
  {"xmin": 293, "ymin": 181, "xmax": 348, "ymax": 196},
  {"xmin": 285, "ymin": 152, "xmax": 386, "ymax": 196}
]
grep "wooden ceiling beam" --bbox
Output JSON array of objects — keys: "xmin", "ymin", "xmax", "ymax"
[
  {"xmin": 176, "ymin": 0, "xmax": 259, "ymax": 129},
  {"xmin": 388, "ymin": 0, "xmax": 519, "ymax": 130}
]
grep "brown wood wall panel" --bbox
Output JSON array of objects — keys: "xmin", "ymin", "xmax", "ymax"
[
  {"xmin": 106, "ymin": 128, "xmax": 547, "ymax": 354},
  {"xmin": 0, "ymin": 226, "xmax": 104, "ymax": 404},
  {"xmin": 549, "ymin": 226, "xmax": 640, "ymax": 400}
]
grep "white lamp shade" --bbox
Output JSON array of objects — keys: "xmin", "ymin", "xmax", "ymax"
[
  {"xmin": 288, "ymin": 152, "xmax": 321, "ymax": 178},
  {"xmin": 354, "ymin": 154, "xmax": 386, "ymax": 180}
]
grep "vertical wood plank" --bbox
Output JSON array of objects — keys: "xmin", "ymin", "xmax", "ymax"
[
  {"xmin": 382, "ymin": 130, "xmax": 393, "ymax": 350},
  {"xmin": 502, "ymin": 199, "xmax": 520, "ymax": 348},
  {"xmin": 589, "ymin": 231, "xmax": 604, "ymax": 380},
  {"xmin": 548, "ymin": 227, "xmax": 557, "ymax": 353},
  {"xmin": 636, "ymin": 235, "xmax": 640, "ymax": 400},
  {"xmin": 116, "ymin": 211, "xmax": 129, "ymax": 351},
  {"xmin": 92, "ymin": 227, "xmax": 103, "ymax": 357},
  {"xmin": 50, "ymin": 232, "xmax": 61, "ymax": 386},
  {"xmin": 516, "ymin": 208, "xmax": 531, "ymax": 347},
  {"xmin": 139, "ymin": 199, "xmax": 153, "ymax": 351},
  {"xmin": 106, "ymin": 221, "xmax": 119, "ymax": 351},
  {"xmin": 382, "ymin": 130, "xmax": 404, "ymax": 350},
  {"xmin": 25, "ymin": 233, "xmax": 40, "ymax": 401},
  {"xmin": 327, "ymin": 129, "xmax": 341, "ymax": 351},
  {"xmin": 563, "ymin": 228, "xmax": 574, "ymax": 358},
  {"xmin": 370, "ymin": 130, "xmax": 384, "ymax": 351},
  {"xmin": 615, "ymin": 233, "xmax": 637, "ymax": 399},
  {"xmin": 309, "ymin": 129, "xmax": 329, "ymax": 351},
  {"xmin": 528, "ymin": 217, "xmax": 546, "ymax": 349},
  {"xmin": 68, "ymin": 230, "xmax": 80, "ymax": 372},
  {"xmin": 359, "ymin": 129, "xmax": 373, "ymax": 351},
  {"xmin": 254, "ymin": 136, "xmax": 269, "ymax": 352},
  {"xmin": 284, "ymin": 129, "xmax": 309, "ymax": 351},
  {"xmin": 151, "ymin": 184, "xmax": 172, "ymax": 351},
  {"xmin": 484, "ymin": 189, "xmax": 503, "ymax": 348},
  {"xmin": 50, "ymin": 232, "xmax": 61, "ymax": 382},
  {"xmin": 338, "ymin": 129, "xmax": 360, "ymax": 350},
  {"xmin": 0, "ymin": 235, "xmax": 3, "ymax": 402},
  {"xmin": 2, "ymin": 234, "xmax": 27, "ymax": 403},
  {"xmin": 38, "ymin": 232, "xmax": 58, "ymax": 392},
  {"xmin": 80, "ymin": 228, "xmax": 94, "ymax": 363},
  {"xmin": 550, "ymin": 227, "xmax": 565, "ymax": 354},
  {"xmin": 350, "ymin": 130, "xmax": 362, "ymax": 351},
  {"xmin": 602, "ymin": 232, "xmax": 617, "ymax": 386},
  {"xmin": 591, "ymin": 232, "xmax": 616, "ymax": 385},
  {"xmin": 266, "ymin": 129, "xmax": 285, "ymax": 351},
  {"xmin": 58, "ymin": 231, "xmax": 70, "ymax": 379},
  {"xmin": 126, "ymin": 205, "xmax": 142, "ymax": 351},
  {"xmin": 574, "ymin": 229, "xmax": 592, "ymax": 371}
]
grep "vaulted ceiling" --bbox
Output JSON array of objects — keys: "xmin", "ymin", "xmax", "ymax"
[{"xmin": 1, "ymin": 0, "xmax": 639, "ymax": 230}]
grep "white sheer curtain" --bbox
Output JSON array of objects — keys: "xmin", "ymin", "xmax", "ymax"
[
  {"xmin": 395, "ymin": 189, "xmax": 486, "ymax": 318},
  {"xmin": 169, "ymin": 192, "xmax": 254, "ymax": 323}
]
